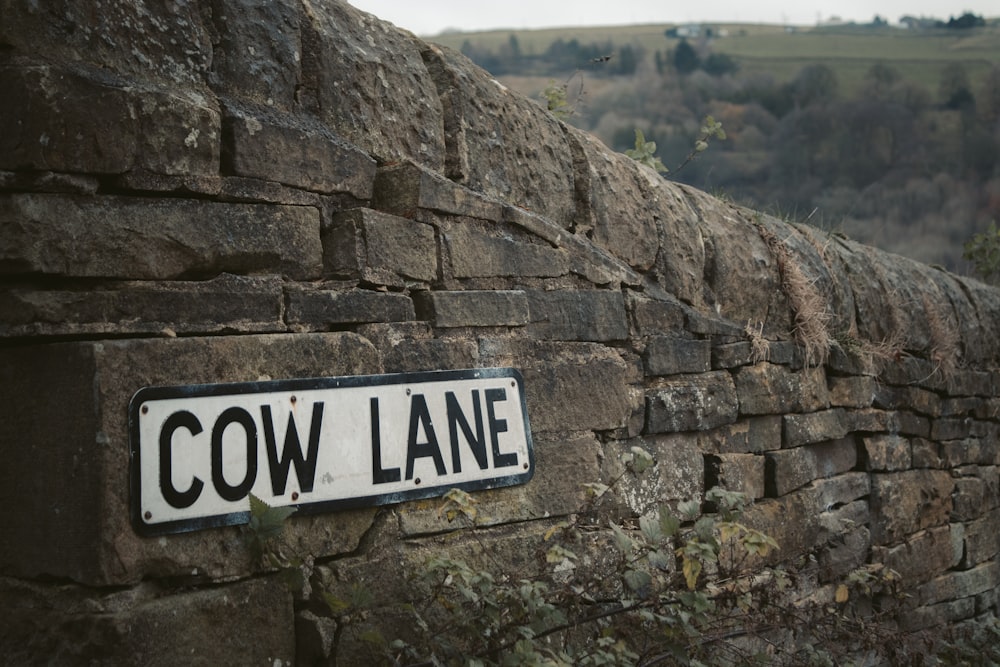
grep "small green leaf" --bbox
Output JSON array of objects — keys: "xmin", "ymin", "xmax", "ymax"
[{"xmin": 623, "ymin": 569, "xmax": 652, "ymax": 594}]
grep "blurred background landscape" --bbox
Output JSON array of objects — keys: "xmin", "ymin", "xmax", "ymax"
[{"xmin": 423, "ymin": 15, "xmax": 1000, "ymax": 275}]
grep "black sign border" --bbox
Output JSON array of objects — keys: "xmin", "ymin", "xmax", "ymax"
[{"xmin": 129, "ymin": 367, "xmax": 534, "ymax": 537}]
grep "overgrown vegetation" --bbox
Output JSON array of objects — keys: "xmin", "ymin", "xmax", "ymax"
[{"xmin": 247, "ymin": 448, "xmax": 1000, "ymax": 666}]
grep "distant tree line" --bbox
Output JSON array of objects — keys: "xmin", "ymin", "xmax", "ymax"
[{"xmin": 459, "ymin": 35, "xmax": 641, "ymax": 77}]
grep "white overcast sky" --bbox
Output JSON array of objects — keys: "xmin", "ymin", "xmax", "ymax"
[{"xmin": 348, "ymin": 0, "xmax": 997, "ymax": 35}]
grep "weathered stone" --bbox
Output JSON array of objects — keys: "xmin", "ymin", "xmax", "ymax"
[
  {"xmin": 0, "ymin": 61, "xmax": 220, "ymax": 177},
  {"xmin": 479, "ymin": 339, "xmax": 641, "ymax": 433},
  {"xmin": 862, "ymin": 434, "xmax": 912, "ymax": 472},
  {"xmin": 0, "ymin": 0, "xmax": 211, "ymax": 85},
  {"xmin": 0, "ymin": 169, "xmax": 100, "ymax": 195},
  {"xmin": 698, "ymin": 416, "xmax": 783, "ymax": 454},
  {"xmin": 0, "ymin": 274, "xmax": 285, "ymax": 338},
  {"xmin": 0, "ymin": 575, "xmax": 295, "ymax": 666},
  {"xmin": 875, "ymin": 525, "xmax": 957, "ymax": 587},
  {"xmin": 733, "ymin": 363, "xmax": 828, "ymax": 416},
  {"xmin": 286, "ymin": 286, "xmax": 415, "ymax": 327},
  {"xmin": 446, "ymin": 223, "xmax": 570, "ymax": 278},
  {"xmin": 828, "ymin": 375, "xmax": 876, "ymax": 408},
  {"xmin": 963, "ymin": 509, "xmax": 1000, "ymax": 567},
  {"xmin": 783, "ymin": 408, "xmax": 848, "ymax": 447},
  {"xmin": 874, "ymin": 384, "xmax": 942, "ymax": 417},
  {"xmin": 912, "ymin": 437, "xmax": 945, "ymax": 468},
  {"xmin": 0, "ymin": 333, "xmax": 381, "ymax": 585},
  {"xmin": 303, "ymin": 1, "xmax": 445, "ymax": 169},
  {"xmin": 565, "ymin": 127, "xmax": 662, "ymax": 270},
  {"xmin": 527, "ymin": 290, "xmax": 629, "ymax": 342},
  {"xmin": 222, "ymin": 103, "xmax": 376, "ymax": 197},
  {"xmin": 327, "ymin": 208, "xmax": 438, "ymax": 283},
  {"xmin": 952, "ymin": 477, "xmax": 986, "ymax": 522},
  {"xmin": 812, "ymin": 473, "xmax": 872, "ymax": 511},
  {"xmin": 765, "ymin": 437, "xmax": 857, "ymax": 497},
  {"xmin": 1, "ymin": 194, "xmax": 322, "ymax": 280},
  {"xmin": 355, "ymin": 323, "xmax": 478, "ymax": 373},
  {"xmin": 602, "ymin": 434, "xmax": 704, "ymax": 515},
  {"xmin": 503, "ymin": 205, "xmax": 642, "ymax": 287},
  {"xmin": 416, "ymin": 290, "xmax": 529, "ymax": 328},
  {"xmin": 870, "ymin": 470, "xmax": 955, "ymax": 545},
  {"xmin": 932, "ymin": 418, "xmax": 974, "ymax": 441},
  {"xmin": 206, "ymin": 0, "xmax": 303, "ymax": 111},
  {"xmin": 700, "ymin": 211, "xmax": 791, "ymax": 339},
  {"xmin": 398, "ymin": 431, "xmax": 601, "ymax": 534},
  {"xmin": 741, "ymin": 488, "xmax": 820, "ymax": 564},
  {"xmin": 939, "ymin": 438, "xmax": 987, "ymax": 467},
  {"xmin": 918, "ymin": 562, "xmax": 1000, "ymax": 607},
  {"xmin": 422, "ymin": 43, "xmax": 576, "ymax": 227},
  {"xmin": 846, "ymin": 409, "xmax": 931, "ymax": 438},
  {"xmin": 374, "ymin": 162, "xmax": 502, "ymax": 220},
  {"xmin": 706, "ymin": 453, "xmax": 766, "ymax": 500},
  {"xmin": 645, "ymin": 336, "xmax": 711, "ymax": 376},
  {"xmin": 899, "ymin": 598, "xmax": 977, "ymax": 632},
  {"xmin": 646, "ymin": 371, "xmax": 739, "ymax": 433},
  {"xmin": 817, "ymin": 526, "xmax": 870, "ymax": 583}
]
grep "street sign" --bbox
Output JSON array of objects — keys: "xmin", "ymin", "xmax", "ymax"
[{"xmin": 129, "ymin": 368, "xmax": 533, "ymax": 536}]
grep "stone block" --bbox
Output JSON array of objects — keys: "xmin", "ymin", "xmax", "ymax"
[
  {"xmin": 862, "ymin": 434, "xmax": 912, "ymax": 472},
  {"xmin": 327, "ymin": 208, "xmax": 438, "ymax": 283},
  {"xmin": 416, "ymin": 291, "xmax": 529, "ymax": 328},
  {"xmin": 706, "ymin": 453, "xmax": 766, "ymax": 500},
  {"xmin": 765, "ymin": 437, "xmax": 857, "ymax": 497},
  {"xmin": 0, "ymin": 61, "xmax": 220, "ymax": 177},
  {"xmin": 644, "ymin": 336, "xmax": 711, "ymax": 376},
  {"xmin": 828, "ymin": 375, "xmax": 876, "ymax": 408},
  {"xmin": 0, "ymin": 333, "xmax": 382, "ymax": 585},
  {"xmin": 874, "ymin": 384, "xmax": 942, "ymax": 417},
  {"xmin": 602, "ymin": 434, "xmax": 705, "ymax": 515},
  {"xmin": 697, "ymin": 416, "xmax": 783, "ymax": 454},
  {"xmin": 952, "ymin": 478, "xmax": 986, "ymax": 524},
  {"xmin": 0, "ymin": 575, "xmax": 294, "ymax": 666},
  {"xmin": 875, "ymin": 525, "xmax": 957, "ymax": 587},
  {"xmin": 398, "ymin": 431, "xmax": 602, "ymax": 535},
  {"xmin": 374, "ymin": 162, "xmax": 502, "ymax": 220},
  {"xmin": 741, "ymin": 488, "xmax": 820, "ymax": 563},
  {"xmin": 870, "ymin": 470, "xmax": 954, "ymax": 545},
  {"xmin": 422, "ymin": 44, "xmax": 576, "ymax": 227},
  {"xmin": 478, "ymin": 339, "xmax": 642, "ymax": 434},
  {"xmin": 846, "ymin": 409, "xmax": 930, "ymax": 437},
  {"xmin": 645, "ymin": 371, "xmax": 738, "ymax": 434},
  {"xmin": 1, "ymin": 194, "xmax": 322, "ymax": 280},
  {"xmin": 527, "ymin": 290, "xmax": 629, "ymax": 342},
  {"xmin": 446, "ymin": 223, "xmax": 570, "ymax": 278},
  {"xmin": 286, "ymin": 287, "xmax": 415, "ymax": 327},
  {"xmin": 304, "ymin": 2, "xmax": 445, "ymax": 169},
  {"xmin": 222, "ymin": 104, "xmax": 376, "ymax": 197},
  {"xmin": 817, "ymin": 526, "xmax": 870, "ymax": 583},
  {"xmin": 503, "ymin": 205, "xmax": 641, "ymax": 287},
  {"xmin": 0, "ymin": 274, "xmax": 285, "ymax": 338},
  {"xmin": 733, "ymin": 363, "xmax": 828, "ymax": 416},
  {"xmin": 206, "ymin": 0, "xmax": 303, "ymax": 110},
  {"xmin": 963, "ymin": 509, "xmax": 1000, "ymax": 568},
  {"xmin": 939, "ymin": 438, "xmax": 985, "ymax": 467},
  {"xmin": 932, "ymin": 418, "xmax": 974, "ymax": 441},
  {"xmin": 918, "ymin": 562, "xmax": 1000, "ymax": 607},
  {"xmin": 912, "ymin": 437, "xmax": 945, "ymax": 468},
  {"xmin": 812, "ymin": 472, "xmax": 872, "ymax": 511},
  {"xmin": 783, "ymin": 409, "xmax": 849, "ymax": 447}
]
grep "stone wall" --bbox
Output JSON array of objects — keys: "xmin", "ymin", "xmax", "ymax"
[{"xmin": 2, "ymin": 1, "xmax": 999, "ymax": 663}]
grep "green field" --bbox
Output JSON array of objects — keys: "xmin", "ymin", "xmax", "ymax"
[{"xmin": 430, "ymin": 22, "xmax": 1000, "ymax": 96}]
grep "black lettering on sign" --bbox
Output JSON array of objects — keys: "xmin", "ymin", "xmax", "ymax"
[
  {"xmin": 486, "ymin": 388, "xmax": 517, "ymax": 468},
  {"xmin": 211, "ymin": 407, "xmax": 258, "ymax": 502},
  {"xmin": 261, "ymin": 402, "xmax": 325, "ymax": 496},
  {"xmin": 159, "ymin": 410, "xmax": 205, "ymax": 509},
  {"xmin": 370, "ymin": 397, "xmax": 401, "ymax": 484},
  {"xmin": 405, "ymin": 393, "xmax": 446, "ymax": 480},
  {"xmin": 446, "ymin": 390, "xmax": 487, "ymax": 473}
]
